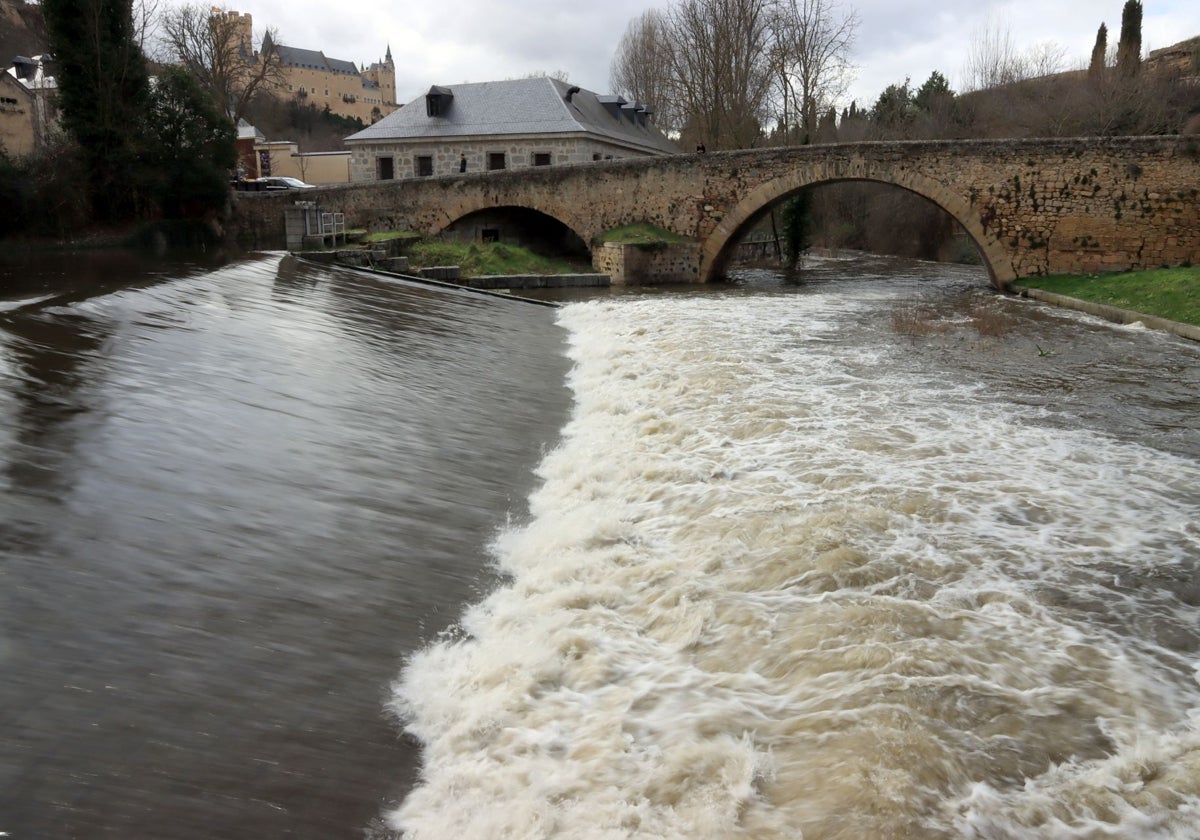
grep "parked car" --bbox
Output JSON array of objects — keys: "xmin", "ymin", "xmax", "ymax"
[
  {"xmin": 258, "ymin": 176, "xmax": 316, "ymax": 190},
  {"xmin": 233, "ymin": 176, "xmax": 317, "ymax": 191}
]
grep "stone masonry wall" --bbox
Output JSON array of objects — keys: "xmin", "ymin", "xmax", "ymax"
[
  {"xmin": 232, "ymin": 136, "xmax": 1200, "ymax": 286},
  {"xmin": 348, "ymin": 135, "xmax": 654, "ymax": 182},
  {"xmin": 594, "ymin": 242, "xmax": 700, "ymax": 285}
]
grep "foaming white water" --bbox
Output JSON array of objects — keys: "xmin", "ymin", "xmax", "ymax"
[{"xmin": 390, "ymin": 289, "xmax": 1200, "ymax": 839}]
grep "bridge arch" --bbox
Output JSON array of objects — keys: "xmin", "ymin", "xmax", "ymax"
[
  {"xmin": 699, "ymin": 162, "xmax": 1014, "ymax": 288},
  {"xmin": 425, "ymin": 196, "xmax": 594, "ymax": 256}
]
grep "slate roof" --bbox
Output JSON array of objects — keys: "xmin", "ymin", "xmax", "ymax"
[
  {"xmin": 345, "ymin": 77, "xmax": 678, "ymax": 155},
  {"xmin": 275, "ymin": 44, "xmax": 359, "ymax": 75}
]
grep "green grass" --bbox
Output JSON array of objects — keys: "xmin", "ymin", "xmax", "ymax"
[
  {"xmin": 1018, "ymin": 266, "xmax": 1200, "ymax": 327},
  {"xmin": 361, "ymin": 230, "xmax": 420, "ymax": 243},
  {"xmin": 595, "ymin": 222, "xmax": 693, "ymax": 245},
  {"xmin": 406, "ymin": 241, "xmax": 589, "ymax": 276}
]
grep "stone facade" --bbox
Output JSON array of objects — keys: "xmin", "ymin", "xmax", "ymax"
[
  {"xmin": 1, "ymin": 54, "xmax": 56, "ymax": 156},
  {"xmin": 349, "ymin": 135, "xmax": 661, "ymax": 182},
  {"xmin": 231, "ymin": 136, "xmax": 1200, "ymax": 287},
  {"xmin": 0, "ymin": 70, "xmax": 34, "ymax": 156},
  {"xmin": 1146, "ymin": 36, "xmax": 1200, "ymax": 79},
  {"xmin": 594, "ymin": 242, "xmax": 699, "ymax": 285},
  {"xmin": 274, "ymin": 55, "xmax": 397, "ymax": 124}
]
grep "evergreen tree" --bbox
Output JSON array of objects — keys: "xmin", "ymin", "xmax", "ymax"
[
  {"xmin": 41, "ymin": 0, "xmax": 150, "ymax": 219},
  {"xmin": 1117, "ymin": 0, "xmax": 1142, "ymax": 78},
  {"xmin": 914, "ymin": 71, "xmax": 952, "ymax": 112},
  {"xmin": 145, "ymin": 66, "xmax": 236, "ymax": 220},
  {"xmin": 1089, "ymin": 22, "xmax": 1108, "ymax": 81},
  {"xmin": 872, "ymin": 80, "xmax": 914, "ymax": 129}
]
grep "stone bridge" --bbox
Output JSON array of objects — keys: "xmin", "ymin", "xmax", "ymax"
[{"xmin": 233, "ymin": 136, "xmax": 1200, "ymax": 287}]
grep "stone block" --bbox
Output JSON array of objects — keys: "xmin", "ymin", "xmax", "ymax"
[{"xmin": 421, "ymin": 265, "xmax": 461, "ymax": 280}]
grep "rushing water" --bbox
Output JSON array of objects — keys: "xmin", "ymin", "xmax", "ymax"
[
  {"xmin": 2, "ymin": 251, "xmax": 1198, "ymax": 839},
  {"xmin": 394, "ymin": 257, "xmax": 1200, "ymax": 839}
]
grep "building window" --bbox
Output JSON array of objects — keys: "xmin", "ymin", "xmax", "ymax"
[
  {"xmin": 532, "ymin": 152, "xmax": 551, "ymax": 166},
  {"xmin": 378, "ymin": 156, "xmax": 394, "ymax": 180},
  {"xmin": 488, "ymin": 152, "xmax": 506, "ymax": 171},
  {"xmin": 416, "ymin": 156, "xmax": 433, "ymax": 177}
]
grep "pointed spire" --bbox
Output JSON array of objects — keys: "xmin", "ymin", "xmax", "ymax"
[{"xmin": 385, "ymin": 44, "xmax": 393, "ymax": 64}]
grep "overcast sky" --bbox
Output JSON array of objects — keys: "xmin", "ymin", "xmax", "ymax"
[{"xmin": 165, "ymin": 0, "xmax": 1199, "ymax": 110}]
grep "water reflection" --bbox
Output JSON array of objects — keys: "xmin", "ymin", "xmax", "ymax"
[{"xmin": 1, "ymin": 313, "xmax": 109, "ymax": 496}]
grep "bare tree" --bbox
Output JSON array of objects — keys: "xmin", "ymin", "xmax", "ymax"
[
  {"xmin": 1026, "ymin": 40, "xmax": 1068, "ymax": 78},
  {"xmin": 962, "ymin": 17, "xmax": 1072, "ymax": 92},
  {"xmin": 133, "ymin": 0, "xmax": 162, "ymax": 53},
  {"xmin": 610, "ymin": 9, "xmax": 679, "ymax": 133},
  {"xmin": 159, "ymin": 3, "xmax": 283, "ymax": 123},
  {"xmin": 962, "ymin": 16, "xmax": 1026, "ymax": 91},
  {"xmin": 518, "ymin": 70, "xmax": 572, "ymax": 82},
  {"xmin": 767, "ymin": 0, "xmax": 858, "ymax": 144},
  {"xmin": 663, "ymin": 0, "xmax": 774, "ymax": 149}
]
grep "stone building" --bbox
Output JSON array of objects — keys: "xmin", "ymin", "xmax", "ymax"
[
  {"xmin": 343, "ymin": 76, "xmax": 679, "ymax": 182},
  {"xmin": 1146, "ymin": 36, "xmax": 1200, "ymax": 79},
  {"xmin": 1, "ymin": 53, "xmax": 55, "ymax": 156}
]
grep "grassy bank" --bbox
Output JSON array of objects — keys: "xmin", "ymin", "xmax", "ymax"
[
  {"xmin": 1017, "ymin": 267, "xmax": 1200, "ymax": 328},
  {"xmin": 379, "ymin": 238, "xmax": 589, "ymax": 277}
]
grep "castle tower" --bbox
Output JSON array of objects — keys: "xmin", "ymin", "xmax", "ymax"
[
  {"xmin": 215, "ymin": 10, "xmax": 255, "ymax": 59},
  {"xmin": 363, "ymin": 44, "xmax": 397, "ymax": 107}
]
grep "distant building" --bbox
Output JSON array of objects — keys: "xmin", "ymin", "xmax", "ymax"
[
  {"xmin": 234, "ymin": 118, "xmax": 265, "ymax": 179},
  {"xmin": 344, "ymin": 76, "xmax": 679, "ymax": 182},
  {"xmin": 263, "ymin": 30, "xmax": 397, "ymax": 124},
  {"xmin": 216, "ymin": 10, "xmax": 398, "ymax": 125},
  {"xmin": 1, "ymin": 53, "xmax": 57, "ymax": 156},
  {"xmin": 1146, "ymin": 36, "xmax": 1200, "ymax": 80},
  {"xmin": 234, "ymin": 119, "xmax": 351, "ymax": 184}
]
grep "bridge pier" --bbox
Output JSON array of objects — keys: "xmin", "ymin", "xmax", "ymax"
[{"xmin": 592, "ymin": 242, "xmax": 702, "ymax": 285}]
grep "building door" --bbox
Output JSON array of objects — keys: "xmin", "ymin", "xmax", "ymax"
[{"xmin": 378, "ymin": 156, "xmax": 394, "ymax": 180}]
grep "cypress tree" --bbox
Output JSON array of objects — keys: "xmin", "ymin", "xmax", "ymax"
[
  {"xmin": 41, "ymin": 0, "xmax": 150, "ymax": 220},
  {"xmin": 1116, "ymin": 0, "xmax": 1143, "ymax": 78},
  {"xmin": 1089, "ymin": 22, "xmax": 1108, "ymax": 82}
]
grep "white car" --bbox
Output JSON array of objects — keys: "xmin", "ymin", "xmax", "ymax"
[{"xmin": 256, "ymin": 177, "xmax": 316, "ymax": 190}]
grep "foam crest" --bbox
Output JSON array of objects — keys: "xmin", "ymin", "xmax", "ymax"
[{"xmin": 390, "ymin": 291, "xmax": 1200, "ymax": 838}]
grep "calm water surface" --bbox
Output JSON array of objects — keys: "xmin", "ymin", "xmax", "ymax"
[{"xmin": 2, "ymin": 251, "xmax": 1199, "ymax": 839}]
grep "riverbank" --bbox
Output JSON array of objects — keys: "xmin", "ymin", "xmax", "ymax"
[{"xmin": 1012, "ymin": 266, "xmax": 1200, "ymax": 342}]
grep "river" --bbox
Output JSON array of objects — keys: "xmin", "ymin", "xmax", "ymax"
[{"xmin": 1, "ymin": 251, "xmax": 1198, "ymax": 839}]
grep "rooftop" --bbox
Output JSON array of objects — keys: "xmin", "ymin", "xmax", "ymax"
[{"xmin": 345, "ymin": 77, "xmax": 678, "ymax": 155}]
